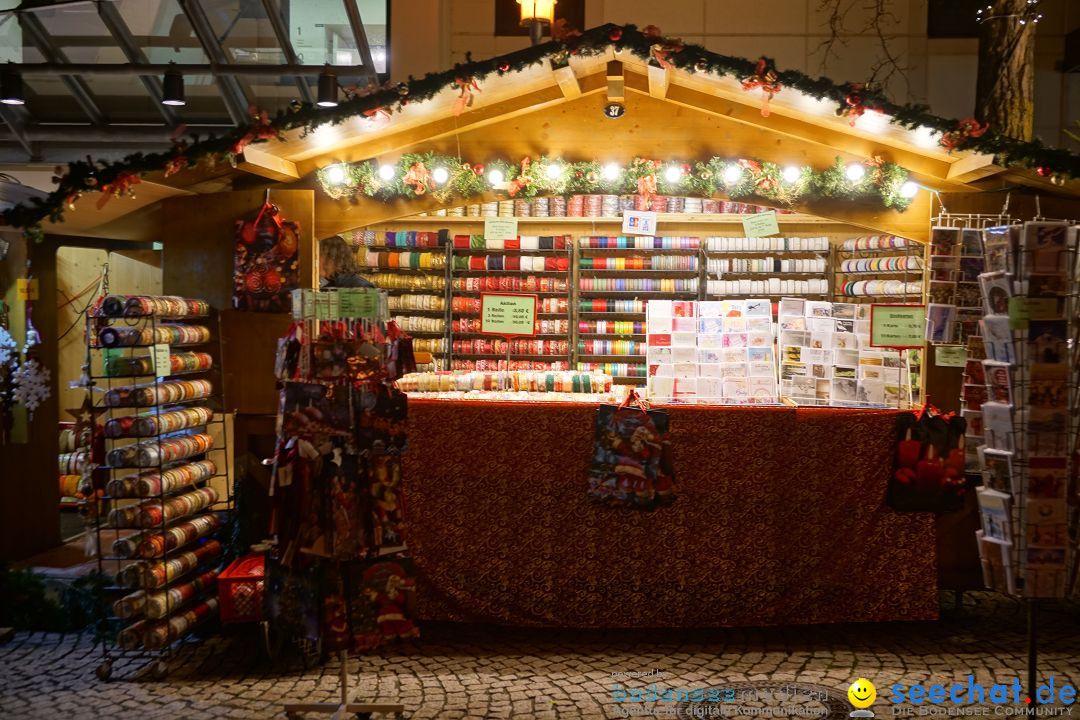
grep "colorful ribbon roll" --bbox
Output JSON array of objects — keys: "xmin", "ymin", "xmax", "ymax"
[
  {"xmin": 104, "ymin": 379, "xmax": 212, "ymax": 408},
  {"xmin": 106, "ymin": 433, "xmax": 213, "ymax": 468},
  {"xmin": 107, "ymin": 486, "xmax": 218, "ymax": 529},
  {"xmin": 115, "ymin": 540, "xmax": 221, "ymax": 590},
  {"xmin": 98, "ymin": 324, "xmax": 211, "ymax": 348},
  {"xmin": 112, "ymin": 570, "xmax": 219, "ymax": 620},
  {"xmin": 136, "ymin": 514, "xmax": 222, "ymax": 558},
  {"xmin": 105, "ymin": 407, "xmax": 213, "ymax": 438},
  {"xmin": 141, "ymin": 597, "xmax": 219, "ymax": 649},
  {"xmin": 106, "ymin": 460, "xmax": 217, "ymax": 499},
  {"xmin": 105, "ymin": 351, "xmax": 213, "ymax": 378},
  {"xmin": 99, "ymin": 295, "xmax": 209, "ymax": 318}
]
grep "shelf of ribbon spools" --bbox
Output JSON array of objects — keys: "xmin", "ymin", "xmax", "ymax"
[
  {"xmin": 833, "ymin": 234, "xmax": 927, "ymax": 302},
  {"xmin": 576, "ymin": 237, "xmax": 702, "ymax": 384},
  {"xmin": 396, "ymin": 369, "xmax": 622, "ymax": 403},
  {"xmin": 85, "ymin": 295, "xmax": 232, "ymax": 681}
]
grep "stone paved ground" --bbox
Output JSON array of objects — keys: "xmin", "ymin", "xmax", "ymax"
[{"xmin": 1, "ymin": 592, "xmax": 1079, "ymax": 719}]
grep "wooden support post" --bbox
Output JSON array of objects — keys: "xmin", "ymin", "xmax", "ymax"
[
  {"xmin": 647, "ymin": 64, "xmax": 669, "ymax": 99},
  {"xmin": 552, "ymin": 64, "xmax": 581, "ymax": 99}
]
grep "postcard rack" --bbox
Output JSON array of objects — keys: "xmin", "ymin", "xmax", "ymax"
[
  {"xmin": 971, "ymin": 222, "xmax": 1078, "ymax": 600},
  {"xmin": 85, "ymin": 295, "xmax": 232, "ymax": 681}
]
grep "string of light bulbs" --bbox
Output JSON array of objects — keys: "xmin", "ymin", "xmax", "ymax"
[{"xmin": 317, "ymin": 153, "xmax": 920, "ymax": 211}]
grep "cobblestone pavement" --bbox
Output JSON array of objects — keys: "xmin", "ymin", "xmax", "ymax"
[{"xmin": 1, "ymin": 592, "xmax": 1079, "ymax": 719}]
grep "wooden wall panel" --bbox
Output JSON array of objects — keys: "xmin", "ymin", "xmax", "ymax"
[
  {"xmin": 161, "ymin": 189, "xmax": 314, "ymax": 417},
  {"xmin": 0, "ymin": 235, "xmax": 61, "ymax": 561}
]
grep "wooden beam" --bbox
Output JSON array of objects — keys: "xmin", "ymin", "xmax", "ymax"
[
  {"xmin": 647, "ymin": 65, "xmax": 669, "ymax": 99},
  {"xmin": 237, "ymin": 146, "xmax": 300, "ymax": 182},
  {"xmin": 635, "ymin": 73, "xmax": 961, "ymax": 187},
  {"xmin": 552, "ymin": 64, "xmax": 581, "ymax": 99},
  {"xmin": 945, "ymin": 153, "xmax": 1003, "ymax": 183},
  {"xmin": 293, "ymin": 77, "xmax": 608, "ymax": 176}
]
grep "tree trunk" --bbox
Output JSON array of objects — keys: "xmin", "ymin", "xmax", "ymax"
[{"xmin": 975, "ymin": 0, "xmax": 1036, "ymax": 140}]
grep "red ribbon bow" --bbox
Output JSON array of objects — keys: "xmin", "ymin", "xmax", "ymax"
[
  {"xmin": 741, "ymin": 58, "xmax": 781, "ymax": 117},
  {"xmin": 403, "ymin": 162, "xmax": 432, "ymax": 196},
  {"xmin": 96, "ymin": 172, "xmax": 141, "ymax": 210},
  {"xmin": 650, "ymin": 39, "xmax": 684, "ymax": 71},
  {"xmin": 940, "ymin": 118, "xmax": 989, "ymax": 151},
  {"xmin": 507, "ymin": 157, "xmax": 533, "ymax": 197},
  {"xmin": 453, "ymin": 77, "xmax": 481, "ymax": 116},
  {"xmin": 231, "ymin": 107, "xmax": 278, "ymax": 155}
]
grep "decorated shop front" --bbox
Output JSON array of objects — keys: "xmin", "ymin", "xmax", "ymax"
[{"xmin": 2, "ymin": 24, "xmax": 1078, "ymax": 636}]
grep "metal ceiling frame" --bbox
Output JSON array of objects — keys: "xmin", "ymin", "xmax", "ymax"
[
  {"xmin": 19, "ymin": 11, "xmax": 106, "ymax": 125},
  {"xmin": 95, "ymin": 0, "xmax": 179, "ymax": 127},
  {"xmin": 342, "ymin": 0, "xmax": 378, "ymax": 84},
  {"xmin": 0, "ymin": 0, "xmax": 386, "ymax": 161},
  {"xmin": 261, "ymin": 0, "xmax": 313, "ymax": 105},
  {"xmin": 176, "ymin": 0, "xmax": 251, "ymax": 125}
]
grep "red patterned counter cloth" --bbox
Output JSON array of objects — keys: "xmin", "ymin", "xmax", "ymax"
[{"xmin": 402, "ymin": 401, "xmax": 937, "ymax": 627}]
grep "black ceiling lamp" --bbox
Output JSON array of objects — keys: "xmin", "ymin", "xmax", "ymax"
[
  {"xmin": 1, "ymin": 64, "xmax": 25, "ymax": 106},
  {"xmin": 317, "ymin": 66, "xmax": 338, "ymax": 108},
  {"xmin": 162, "ymin": 62, "xmax": 185, "ymax": 106}
]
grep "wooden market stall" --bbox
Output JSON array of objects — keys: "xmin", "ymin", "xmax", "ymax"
[{"xmin": 4, "ymin": 24, "xmax": 1080, "ymax": 624}]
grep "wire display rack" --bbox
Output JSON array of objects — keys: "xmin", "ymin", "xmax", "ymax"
[{"xmin": 84, "ymin": 298, "xmax": 232, "ymax": 681}]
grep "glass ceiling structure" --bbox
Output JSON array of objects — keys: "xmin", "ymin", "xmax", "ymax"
[{"xmin": 0, "ymin": 0, "xmax": 388, "ymax": 162}]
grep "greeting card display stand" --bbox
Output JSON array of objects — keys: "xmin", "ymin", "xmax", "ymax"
[
  {"xmin": 271, "ymin": 288, "xmax": 406, "ymax": 720},
  {"xmin": 970, "ymin": 220, "xmax": 1078, "ymax": 703}
]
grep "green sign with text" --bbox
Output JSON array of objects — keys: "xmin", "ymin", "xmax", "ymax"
[
  {"xmin": 870, "ymin": 304, "xmax": 927, "ymax": 349},
  {"xmin": 337, "ymin": 288, "xmax": 379, "ymax": 318},
  {"xmin": 481, "ymin": 293, "xmax": 537, "ymax": 336}
]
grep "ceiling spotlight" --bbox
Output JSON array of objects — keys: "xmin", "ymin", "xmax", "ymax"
[
  {"xmin": 488, "ymin": 168, "xmax": 505, "ymax": 185},
  {"xmin": 162, "ymin": 63, "xmax": 185, "ymax": 106},
  {"xmin": 378, "ymin": 164, "xmax": 396, "ymax": 181},
  {"xmin": 722, "ymin": 164, "xmax": 743, "ymax": 184},
  {"xmin": 602, "ymin": 163, "xmax": 621, "ymax": 181},
  {"xmin": 900, "ymin": 181, "xmax": 919, "ymax": 198},
  {"xmin": 781, "ymin": 166, "xmax": 801, "ymax": 183},
  {"xmin": 325, "ymin": 164, "xmax": 347, "ymax": 186},
  {"xmin": 432, "ymin": 167, "xmax": 449, "ymax": 185},
  {"xmin": 0, "ymin": 64, "xmax": 25, "ymax": 106},
  {"xmin": 317, "ymin": 67, "xmax": 338, "ymax": 108},
  {"xmin": 664, "ymin": 165, "xmax": 682, "ymax": 183},
  {"xmin": 845, "ymin": 163, "xmax": 866, "ymax": 182},
  {"xmin": 545, "ymin": 163, "xmax": 562, "ymax": 180}
]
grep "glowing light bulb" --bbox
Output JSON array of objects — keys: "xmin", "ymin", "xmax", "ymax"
[
  {"xmin": 722, "ymin": 165, "xmax": 743, "ymax": 184},
  {"xmin": 432, "ymin": 167, "xmax": 449, "ymax": 185},
  {"xmin": 846, "ymin": 163, "xmax": 866, "ymax": 182},
  {"xmin": 546, "ymin": 164, "xmax": 562, "ymax": 180},
  {"xmin": 325, "ymin": 165, "xmax": 346, "ymax": 185},
  {"xmin": 378, "ymin": 164, "xmax": 395, "ymax": 181},
  {"xmin": 782, "ymin": 166, "xmax": 801, "ymax": 183},
  {"xmin": 664, "ymin": 165, "xmax": 682, "ymax": 183},
  {"xmin": 912, "ymin": 126, "xmax": 940, "ymax": 148},
  {"xmin": 602, "ymin": 163, "xmax": 621, "ymax": 181},
  {"xmin": 488, "ymin": 169, "xmax": 505, "ymax": 185},
  {"xmin": 900, "ymin": 181, "xmax": 919, "ymax": 198}
]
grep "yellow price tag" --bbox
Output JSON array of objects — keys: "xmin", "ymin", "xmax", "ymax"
[{"xmin": 16, "ymin": 278, "xmax": 39, "ymax": 301}]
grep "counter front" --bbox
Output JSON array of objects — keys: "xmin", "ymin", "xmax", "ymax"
[{"xmin": 402, "ymin": 400, "xmax": 937, "ymax": 627}]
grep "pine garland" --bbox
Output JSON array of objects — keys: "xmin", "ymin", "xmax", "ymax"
[
  {"xmin": 317, "ymin": 153, "xmax": 914, "ymax": 211},
  {"xmin": 3, "ymin": 22, "xmax": 1078, "ymax": 240}
]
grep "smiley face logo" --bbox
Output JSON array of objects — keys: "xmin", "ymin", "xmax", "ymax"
[{"xmin": 848, "ymin": 678, "xmax": 877, "ymax": 709}]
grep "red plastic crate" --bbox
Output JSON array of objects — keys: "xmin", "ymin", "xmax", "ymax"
[{"xmin": 217, "ymin": 554, "xmax": 265, "ymax": 624}]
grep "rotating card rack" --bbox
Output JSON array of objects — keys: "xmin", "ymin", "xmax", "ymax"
[
  {"xmin": 972, "ymin": 221, "xmax": 1079, "ymax": 600},
  {"xmin": 85, "ymin": 295, "xmax": 232, "ymax": 681},
  {"xmin": 929, "ymin": 212, "xmax": 1012, "ymax": 481},
  {"xmin": 969, "ymin": 219, "xmax": 1079, "ymax": 702}
]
